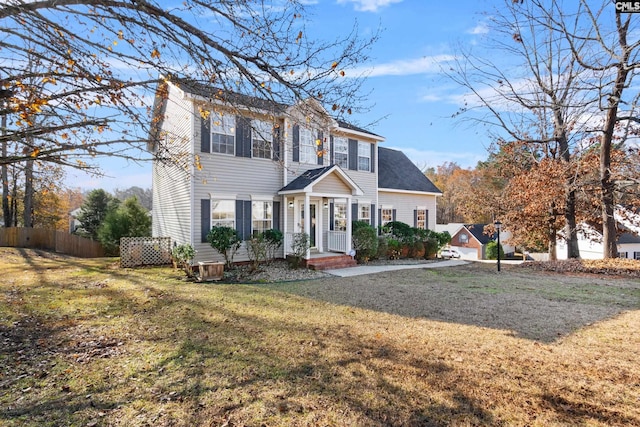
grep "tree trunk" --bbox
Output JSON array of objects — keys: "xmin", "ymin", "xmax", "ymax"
[
  {"xmin": 23, "ymin": 158, "xmax": 34, "ymax": 227},
  {"xmin": 548, "ymin": 204, "xmax": 557, "ymax": 261},
  {"xmin": 601, "ymin": 135, "xmax": 618, "ymax": 258},
  {"xmin": 564, "ymin": 189, "xmax": 580, "ymax": 258},
  {"xmin": 2, "ymin": 113, "xmax": 10, "ymax": 227}
]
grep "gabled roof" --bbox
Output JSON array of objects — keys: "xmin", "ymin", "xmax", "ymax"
[
  {"xmin": 278, "ymin": 165, "xmax": 363, "ymax": 196},
  {"xmin": 378, "ymin": 147, "xmax": 442, "ymax": 194},
  {"xmin": 462, "ymin": 224, "xmax": 493, "ymax": 245}
]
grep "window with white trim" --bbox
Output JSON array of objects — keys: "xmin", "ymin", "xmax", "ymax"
[
  {"xmin": 459, "ymin": 232, "xmax": 469, "ymax": 243},
  {"xmin": 619, "ymin": 252, "xmax": 628, "ymax": 258},
  {"xmin": 334, "ymin": 136, "xmax": 348, "ymax": 168},
  {"xmin": 381, "ymin": 208, "xmax": 393, "ymax": 227},
  {"xmin": 252, "ymin": 120, "xmax": 272, "ymax": 159},
  {"xmin": 252, "ymin": 200, "xmax": 272, "ymax": 235},
  {"xmin": 211, "ymin": 112, "xmax": 235, "ymax": 155},
  {"xmin": 299, "ymin": 127, "xmax": 317, "ymax": 164},
  {"xmin": 358, "ymin": 141, "xmax": 370, "ymax": 171},
  {"xmin": 211, "ymin": 200, "xmax": 235, "ymax": 228},
  {"xmin": 634, "ymin": 251, "xmax": 640, "ymax": 260},
  {"xmin": 334, "ymin": 202, "xmax": 347, "ymax": 231},
  {"xmin": 416, "ymin": 209, "xmax": 427, "ymax": 230},
  {"xmin": 359, "ymin": 204, "xmax": 370, "ymax": 225}
]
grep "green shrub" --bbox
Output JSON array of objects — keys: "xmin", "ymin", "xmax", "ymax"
[
  {"xmin": 247, "ymin": 234, "xmax": 268, "ymax": 271},
  {"xmin": 410, "ymin": 240, "xmax": 425, "ymax": 258},
  {"xmin": 423, "ymin": 237, "xmax": 439, "ymax": 259},
  {"xmin": 486, "ymin": 241, "xmax": 505, "ymax": 260},
  {"xmin": 376, "ymin": 236, "xmax": 389, "ymax": 260},
  {"xmin": 97, "ymin": 197, "xmax": 151, "ymax": 256},
  {"xmin": 387, "ymin": 238, "xmax": 402, "ymax": 260},
  {"xmin": 263, "ymin": 229, "xmax": 283, "ymax": 262},
  {"xmin": 381, "ymin": 221, "xmax": 414, "ymax": 244},
  {"xmin": 288, "ymin": 232, "xmax": 309, "ymax": 269},
  {"xmin": 172, "ymin": 243, "xmax": 196, "ymax": 279},
  {"xmin": 206, "ymin": 226, "xmax": 242, "ymax": 269},
  {"xmin": 352, "ymin": 220, "xmax": 378, "ymax": 264}
]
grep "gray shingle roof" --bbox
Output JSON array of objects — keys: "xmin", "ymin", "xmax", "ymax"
[
  {"xmin": 378, "ymin": 147, "xmax": 442, "ymax": 194},
  {"xmin": 464, "ymin": 224, "xmax": 492, "ymax": 244},
  {"xmin": 279, "ymin": 166, "xmax": 335, "ymax": 192}
]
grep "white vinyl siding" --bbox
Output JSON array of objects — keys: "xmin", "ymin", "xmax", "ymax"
[
  {"xmin": 378, "ymin": 190, "xmax": 438, "ymax": 231},
  {"xmin": 211, "ymin": 112, "xmax": 235, "ymax": 155},
  {"xmin": 334, "ymin": 136, "xmax": 348, "ymax": 168},
  {"xmin": 252, "ymin": 120, "xmax": 272, "ymax": 159},
  {"xmin": 151, "ymin": 84, "xmax": 193, "ymax": 246}
]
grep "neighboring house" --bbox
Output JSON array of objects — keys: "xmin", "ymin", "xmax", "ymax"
[
  {"xmin": 69, "ymin": 207, "xmax": 82, "ymax": 233},
  {"xmin": 149, "ymin": 79, "xmax": 441, "ymax": 265},
  {"xmin": 556, "ymin": 225, "xmax": 640, "ymax": 260},
  {"xmin": 436, "ymin": 223, "xmax": 514, "ymax": 260}
]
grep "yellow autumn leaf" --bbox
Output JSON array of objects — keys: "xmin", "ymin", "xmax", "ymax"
[
  {"xmin": 340, "ymin": 70, "xmax": 345, "ymax": 77},
  {"xmin": 151, "ymin": 48, "xmax": 160, "ymax": 59},
  {"xmin": 331, "ymin": 62, "xmax": 338, "ymax": 69},
  {"xmin": 118, "ymin": 30, "xmax": 124, "ymax": 40},
  {"xmin": 31, "ymin": 148, "xmax": 40, "ymax": 158}
]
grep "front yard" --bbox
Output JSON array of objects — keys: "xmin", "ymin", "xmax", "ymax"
[{"xmin": 1, "ymin": 248, "xmax": 639, "ymax": 426}]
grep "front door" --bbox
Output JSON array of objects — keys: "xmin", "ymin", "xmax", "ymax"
[{"xmin": 300, "ymin": 202, "xmax": 318, "ymax": 248}]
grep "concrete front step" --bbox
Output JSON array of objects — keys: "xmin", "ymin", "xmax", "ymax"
[{"xmin": 306, "ymin": 255, "xmax": 357, "ymax": 271}]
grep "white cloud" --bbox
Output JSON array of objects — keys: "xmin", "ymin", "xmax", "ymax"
[
  {"xmin": 336, "ymin": 0, "xmax": 403, "ymax": 13},
  {"xmin": 467, "ymin": 23, "xmax": 489, "ymax": 35},
  {"xmin": 351, "ymin": 54, "xmax": 456, "ymax": 78}
]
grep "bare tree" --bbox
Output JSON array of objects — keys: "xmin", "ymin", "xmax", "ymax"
[
  {"xmin": 0, "ymin": 1, "xmax": 377, "ymax": 174},
  {"xmin": 446, "ymin": 0, "xmax": 595, "ymax": 259}
]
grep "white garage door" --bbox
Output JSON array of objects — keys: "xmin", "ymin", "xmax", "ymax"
[{"xmin": 452, "ymin": 246, "xmax": 478, "ymax": 260}]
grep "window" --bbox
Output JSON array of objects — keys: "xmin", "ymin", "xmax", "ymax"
[
  {"xmin": 381, "ymin": 208, "xmax": 393, "ymax": 227},
  {"xmin": 635, "ymin": 252, "xmax": 640, "ymax": 260},
  {"xmin": 252, "ymin": 201, "xmax": 272, "ymax": 235},
  {"xmin": 358, "ymin": 141, "xmax": 370, "ymax": 171},
  {"xmin": 619, "ymin": 252, "xmax": 628, "ymax": 259},
  {"xmin": 416, "ymin": 209, "xmax": 427, "ymax": 230},
  {"xmin": 299, "ymin": 127, "xmax": 317, "ymax": 164},
  {"xmin": 334, "ymin": 203, "xmax": 347, "ymax": 231},
  {"xmin": 459, "ymin": 232, "xmax": 469, "ymax": 243},
  {"xmin": 359, "ymin": 205, "xmax": 370, "ymax": 225},
  {"xmin": 334, "ymin": 137, "xmax": 348, "ymax": 168},
  {"xmin": 252, "ymin": 120, "xmax": 272, "ymax": 159},
  {"xmin": 211, "ymin": 200, "xmax": 235, "ymax": 228},
  {"xmin": 211, "ymin": 112, "xmax": 235, "ymax": 154}
]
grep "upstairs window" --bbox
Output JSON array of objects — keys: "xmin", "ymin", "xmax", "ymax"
[
  {"xmin": 299, "ymin": 127, "xmax": 317, "ymax": 164},
  {"xmin": 358, "ymin": 141, "xmax": 370, "ymax": 171},
  {"xmin": 252, "ymin": 120, "xmax": 272, "ymax": 159},
  {"xmin": 459, "ymin": 232, "xmax": 469, "ymax": 243},
  {"xmin": 334, "ymin": 137, "xmax": 348, "ymax": 168},
  {"xmin": 211, "ymin": 112, "xmax": 235, "ymax": 155}
]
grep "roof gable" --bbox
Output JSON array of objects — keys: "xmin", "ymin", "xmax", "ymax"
[
  {"xmin": 378, "ymin": 147, "xmax": 442, "ymax": 194},
  {"xmin": 462, "ymin": 224, "xmax": 492, "ymax": 245},
  {"xmin": 278, "ymin": 165, "xmax": 363, "ymax": 196}
]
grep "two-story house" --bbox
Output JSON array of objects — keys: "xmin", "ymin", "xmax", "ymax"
[{"xmin": 149, "ymin": 79, "xmax": 441, "ymax": 266}]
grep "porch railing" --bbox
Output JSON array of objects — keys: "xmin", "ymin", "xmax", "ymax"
[{"xmin": 327, "ymin": 231, "xmax": 348, "ymax": 253}]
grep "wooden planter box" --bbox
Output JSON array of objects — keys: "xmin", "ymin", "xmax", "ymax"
[{"xmin": 198, "ymin": 261, "xmax": 224, "ymax": 282}]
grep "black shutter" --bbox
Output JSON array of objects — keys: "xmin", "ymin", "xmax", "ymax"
[
  {"xmin": 235, "ymin": 200, "xmax": 252, "ymax": 240},
  {"xmin": 352, "ymin": 203, "xmax": 358, "ymax": 223},
  {"xmin": 329, "ymin": 203, "xmax": 334, "ymax": 231},
  {"xmin": 292, "ymin": 124, "xmax": 300, "ymax": 162},
  {"xmin": 370, "ymin": 143, "xmax": 376, "ymax": 173},
  {"xmin": 371, "ymin": 204, "xmax": 375, "ymax": 226},
  {"xmin": 201, "ymin": 199, "xmax": 210, "ymax": 243},
  {"xmin": 272, "ymin": 201, "xmax": 281, "ymax": 231},
  {"xmin": 426, "ymin": 210, "xmax": 429, "ymax": 230},
  {"xmin": 348, "ymin": 139, "xmax": 358, "ymax": 171},
  {"xmin": 392, "ymin": 209, "xmax": 397, "ymax": 222},
  {"xmin": 200, "ymin": 115, "xmax": 210, "ymax": 153},
  {"xmin": 235, "ymin": 116, "xmax": 251, "ymax": 158},
  {"xmin": 414, "ymin": 209, "xmax": 418, "ymax": 227},
  {"xmin": 330, "ymin": 136, "xmax": 334, "ymax": 165},
  {"xmin": 317, "ymin": 131, "xmax": 324, "ymax": 165},
  {"xmin": 273, "ymin": 126, "xmax": 281, "ymax": 161},
  {"xmin": 378, "ymin": 209, "xmax": 382, "ymax": 230}
]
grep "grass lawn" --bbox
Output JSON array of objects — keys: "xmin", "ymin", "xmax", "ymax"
[{"xmin": 0, "ymin": 248, "xmax": 639, "ymax": 426}]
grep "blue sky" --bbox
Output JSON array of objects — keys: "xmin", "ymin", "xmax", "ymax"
[{"xmin": 68, "ymin": 0, "xmax": 495, "ymax": 191}]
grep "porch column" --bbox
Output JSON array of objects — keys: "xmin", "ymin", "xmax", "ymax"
[
  {"xmin": 304, "ymin": 194, "xmax": 310, "ymax": 259},
  {"xmin": 283, "ymin": 196, "xmax": 289, "ymax": 256},
  {"xmin": 346, "ymin": 195, "xmax": 352, "ymax": 254}
]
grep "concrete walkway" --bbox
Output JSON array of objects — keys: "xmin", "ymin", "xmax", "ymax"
[{"xmin": 326, "ymin": 259, "xmax": 469, "ymax": 277}]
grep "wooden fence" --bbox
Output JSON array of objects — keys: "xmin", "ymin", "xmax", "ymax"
[{"xmin": 0, "ymin": 227, "xmax": 105, "ymax": 258}]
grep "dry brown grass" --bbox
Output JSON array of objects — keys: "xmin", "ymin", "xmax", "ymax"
[{"xmin": 0, "ymin": 248, "xmax": 639, "ymax": 426}]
